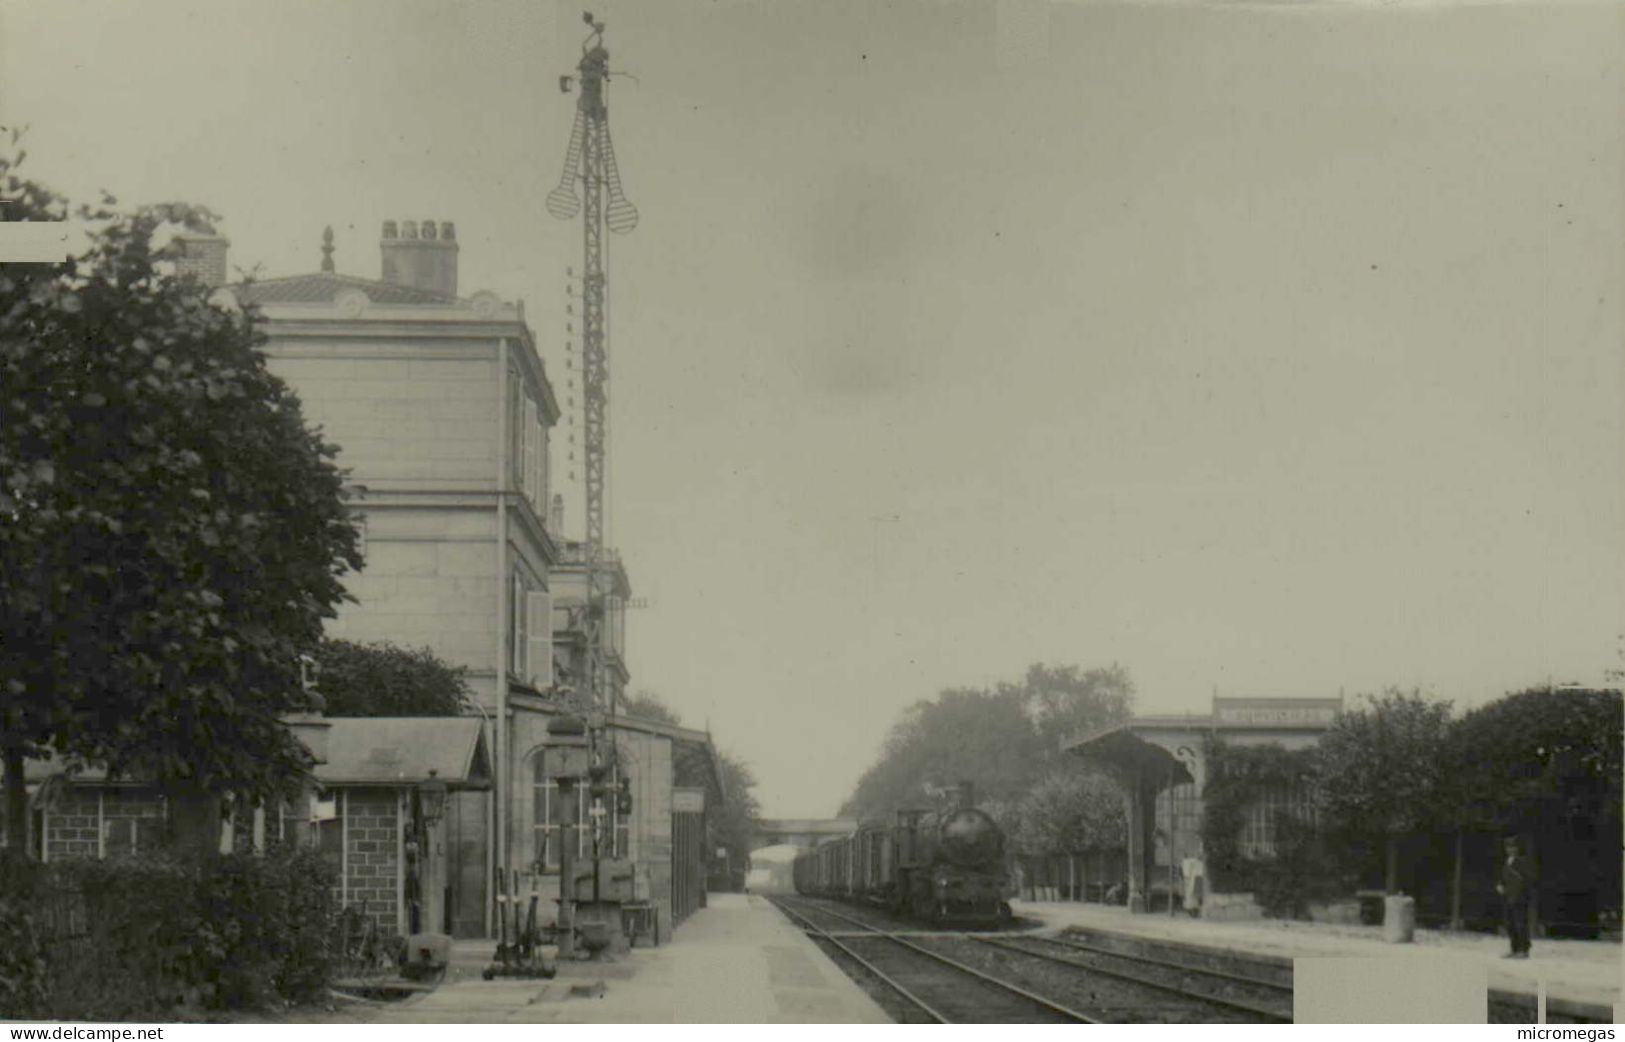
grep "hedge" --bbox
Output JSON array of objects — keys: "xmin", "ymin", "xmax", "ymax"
[{"xmin": 0, "ymin": 846, "xmax": 338, "ymax": 1020}]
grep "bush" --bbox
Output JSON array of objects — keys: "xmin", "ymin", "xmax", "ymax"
[
  {"xmin": 1248, "ymin": 815, "xmax": 1354, "ymax": 919},
  {"xmin": 0, "ymin": 854, "xmax": 49, "ymax": 1019},
  {"xmin": 1200, "ymin": 739, "xmax": 1351, "ymax": 917},
  {"xmin": 0, "ymin": 847, "xmax": 338, "ymax": 1019}
]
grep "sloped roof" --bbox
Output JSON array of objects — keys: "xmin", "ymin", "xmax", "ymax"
[
  {"xmin": 234, "ymin": 271, "xmax": 459, "ymax": 306},
  {"xmin": 316, "ymin": 717, "xmax": 491, "ymax": 789},
  {"xmin": 22, "ymin": 717, "xmax": 493, "ymax": 791},
  {"xmin": 609, "ymin": 713, "xmax": 726, "ymax": 808}
]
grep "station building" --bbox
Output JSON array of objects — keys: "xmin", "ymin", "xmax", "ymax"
[
  {"xmin": 128, "ymin": 224, "xmax": 724, "ymax": 942},
  {"xmin": 1065, "ymin": 694, "xmax": 1342, "ymax": 915}
]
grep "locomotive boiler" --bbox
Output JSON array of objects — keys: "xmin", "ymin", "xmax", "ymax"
[{"xmin": 793, "ymin": 783, "xmax": 1011, "ymax": 925}]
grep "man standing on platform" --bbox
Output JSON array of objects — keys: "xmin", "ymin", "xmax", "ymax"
[{"xmin": 1495, "ymin": 836, "xmax": 1536, "ymax": 959}]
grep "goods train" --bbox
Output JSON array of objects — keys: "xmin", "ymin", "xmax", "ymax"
[{"xmin": 793, "ymin": 790, "xmax": 1012, "ymax": 925}]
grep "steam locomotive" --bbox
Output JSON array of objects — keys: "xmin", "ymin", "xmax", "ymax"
[{"xmin": 792, "ymin": 788, "xmax": 1012, "ymax": 925}]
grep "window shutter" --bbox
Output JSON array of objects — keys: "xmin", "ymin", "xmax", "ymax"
[
  {"xmin": 538, "ymin": 425, "xmax": 549, "ymax": 508},
  {"xmin": 527, "ymin": 589, "xmax": 552, "ymax": 689},
  {"xmin": 509, "ymin": 376, "xmax": 525, "ymax": 488},
  {"xmin": 512, "ymin": 575, "xmax": 526, "ymax": 676},
  {"xmin": 524, "ymin": 398, "xmax": 540, "ymax": 507}
]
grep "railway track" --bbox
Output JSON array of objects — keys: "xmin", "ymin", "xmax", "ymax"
[
  {"xmin": 969, "ymin": 934, "xmax": 1292, "ymax": 1022},
  {"xmin": 770, "ymin": 896, "xmax": 1099, "ymax": 1023},
  {"xmin": 772, "ymin": 895, "xmax": 1293, "ymax": 1023}
]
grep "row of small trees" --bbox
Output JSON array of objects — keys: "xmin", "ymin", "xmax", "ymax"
[
  {"xmin": 1317, "ymin": 685, "xmax": 1622, "ymax": 890},
  {"xmin": 1202, "ymin": 684, "xmax": 1623, "ymax": 924}
]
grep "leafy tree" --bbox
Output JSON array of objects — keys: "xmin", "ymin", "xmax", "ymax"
[
  {"xmin": 840, "ymin": 662, "xmax": 1136, "ymax": 836},
  {"xmin": 312, "ymin": 639, "xmax": 470, "ymax": 716},
  {"xmin": 708, "ymin": 751, "xmax": 761, "ymax": 890},
  {"xmin": 1449, "ymin": 685, "xmax": 1623, "ymax": 818},
  {"xmin": 1313, "ymin": 688, "xmax": 1454, "ymax": 893},
  {"xmin": 840, "ymin": 685, "xmax": 1048, "ymax": 821},
  {"xmin": 0, "ymin": 145, "xmax": 361, "ymax": 851},
  {"xmin": 1009, "ymin": 662, "xmax": 1135, "ymax": 753},
  {"xmin": 845, "ymin": 663, "xmax": 1137, "ymax": 851},
  {"xmin": 1008, "ymin": 764, "xmax": 1126, "ymax": 857},
  {"xmin": 618, "ymin": 690, "xmax": 682, "ymax": 727}
]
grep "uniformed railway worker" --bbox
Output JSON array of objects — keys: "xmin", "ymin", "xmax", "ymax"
[{"xmin": 1495, "ymin": 836, "xmax": 1536, "ymax": 959}]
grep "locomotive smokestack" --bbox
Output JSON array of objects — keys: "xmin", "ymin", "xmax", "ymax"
[{"xmin": 958, "ymin": 781, "xmax": 975, "ymax": 809}]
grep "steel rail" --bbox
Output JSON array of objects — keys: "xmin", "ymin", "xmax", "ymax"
[
  {"xmin": 769, "ymin": 897, "xmax": 950, "ymax": 1023},
  {"xmin": 973, "ymin": 935, "xmax": 1291, "ymax": 1023},
  {"xmin": 776, "ymin": 897, "xmax": 1102, "ymax": 1024},
  {"xmin": 1042, "ymin": 933, "xmax": 1292, "ymax": 990}
]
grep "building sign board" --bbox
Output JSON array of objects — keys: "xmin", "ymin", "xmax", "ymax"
[{"xmin": 1212, "ymin": 697, "xmax": 1341, "ymax": 727}]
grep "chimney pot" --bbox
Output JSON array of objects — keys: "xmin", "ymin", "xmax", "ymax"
[
  {"xmin": 170, "ymin": 233, "xmax": 230, "ymax": 289},
  {"xmin": 379, "ymin": 217, "xmax": 459, "ymax": 297}
]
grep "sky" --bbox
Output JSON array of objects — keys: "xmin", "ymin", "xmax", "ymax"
[{"xmin": 3, "ymin": 0, "xmax": 1621, "ymax": 817}]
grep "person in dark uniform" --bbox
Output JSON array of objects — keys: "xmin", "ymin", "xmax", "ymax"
[{"xmin": 1495, "ymin": 836, "xmax": 1536, "ymax": 958}]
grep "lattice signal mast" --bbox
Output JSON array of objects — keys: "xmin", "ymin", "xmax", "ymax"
[{"xmin": 547, "ymin": 11, "xmax": 637, "ymax": 562}]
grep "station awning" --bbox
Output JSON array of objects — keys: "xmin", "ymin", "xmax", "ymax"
[{"xmin": 1065, "ymin": 722, "xmax": 1194, "ymax": 787}]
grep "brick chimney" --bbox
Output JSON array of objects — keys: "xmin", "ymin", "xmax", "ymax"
[
  {"xmin": 380, "ymin": 219, "xmax": 458, "ymax": 297},
  {"xmin": 170, "ymin": 233, "xmax": 230, "ymax": 288}
]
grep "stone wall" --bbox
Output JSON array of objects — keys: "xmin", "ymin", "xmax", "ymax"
[{"xmin": 265, "ymin": 350, "xmax": 499, "ymax": 487}]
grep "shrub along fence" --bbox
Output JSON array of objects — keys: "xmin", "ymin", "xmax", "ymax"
[{"xmin": 0, "ymin": 847, "xmax": 339, "ymax": 1020}]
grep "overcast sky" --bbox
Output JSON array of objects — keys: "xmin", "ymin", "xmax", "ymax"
[{"xmin": 3, "ymin": 0, "xmax": 1621, "ymax": 817}]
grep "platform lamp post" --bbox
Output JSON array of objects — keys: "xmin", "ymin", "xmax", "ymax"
[{"xmin": 545, "ymin": 715, "xmax": 592, "ymax": 959}]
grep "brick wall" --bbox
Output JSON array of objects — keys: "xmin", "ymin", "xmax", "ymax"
[
  {"xmin": 31, "ymin": 787, "xmax": 166, "ymax": 861},
  {"xmin": 342, "ymin": 788, "xmax": 401, "ymax": 935}
]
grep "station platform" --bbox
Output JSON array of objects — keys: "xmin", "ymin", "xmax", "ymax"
[
  {"xmin": 370, "ymin": 893, "xmax": 889, "ymax": 1024},
  {"xmin": 1014, "ymin": 898, "xmax": 1623, "ymax": 1017}
]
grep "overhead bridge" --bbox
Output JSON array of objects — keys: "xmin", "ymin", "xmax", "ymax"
[{"xmin": 751, "ymin": 818, "xmax": 856, "ymax": 851}]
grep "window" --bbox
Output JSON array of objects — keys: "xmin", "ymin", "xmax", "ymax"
[
  {"xmin": 531, "ymin": 754, "xmax": 627, "ymax": 871},
  {"xmin": 103, "ymin": 816, "xmax": 160, "ymax": 857},
  {"xmin": 308, "ymin": 789, "xmax": 344, "ymax": 879},
  {"xmin": 1237, "ymin": 783, "xmax": 1318, "ymax": 859},
  {"xmin": 605, "ymin": 595, "xmax": 625, "ymax": 657},
  {"xmin": 510, "ymin": 374, "xmax": 550, "ymax": 519}
]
